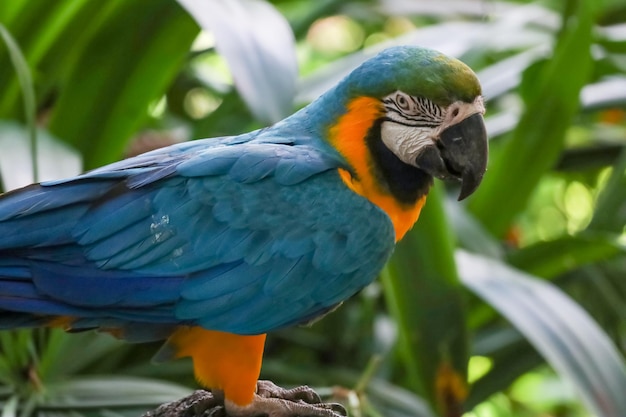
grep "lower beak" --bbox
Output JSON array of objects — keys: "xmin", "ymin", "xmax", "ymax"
[{"xmin": 438, "ymin": 113, "xmax": 488, "ymax": 200}]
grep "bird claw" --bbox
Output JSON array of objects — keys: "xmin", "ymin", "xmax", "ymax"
[
  {"xmin": 225, "ymin": 380, "xmax": 347, "ymax": 417},
  {"xmin": 141, "ymin": 390, "xmax": 226, "ymax": 417},
  {"xmin": 255, "ymin": 380, "xmax": 322, "ymax": 403}
]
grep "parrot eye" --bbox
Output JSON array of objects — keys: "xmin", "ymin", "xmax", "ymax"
[
  {"xmin": 382, "ymin": 91, "xmax": 445, "ymax": 128},
  {"xmin": 395, "ymin": 93, "xmax": 412, "ymax": 112}
]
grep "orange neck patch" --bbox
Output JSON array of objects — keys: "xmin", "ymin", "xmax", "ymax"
[{"xmin": 328, "ymin": 96, "xmax": 426, "ymax": 241}]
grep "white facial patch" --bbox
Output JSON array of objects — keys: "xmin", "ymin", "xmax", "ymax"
[
  {"xmin": 380, "ymin": 92, "xmax": 485, "ymax": 168},
  {"xmin": 380, "ymin": 122, "xmax": 434, "ymax": 167}
]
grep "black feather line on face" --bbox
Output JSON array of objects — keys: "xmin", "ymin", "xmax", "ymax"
[
  {"xmin": 384, "ymin": 93, "xmax": 445, "ymax": 127},
  {"xmin": 382, "ymin": 115, "xmax": 439, "ymax": 128},
  {"xmin": 365, "ymin": 118, "xmax": 433, "ymax": 205}
]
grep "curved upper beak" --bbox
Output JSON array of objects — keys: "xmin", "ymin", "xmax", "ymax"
[{"xmin": 438, "ymin": 112, "xmax": 488, "ymax": 200}]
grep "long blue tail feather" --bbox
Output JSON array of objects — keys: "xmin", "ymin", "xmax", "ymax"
[{"xmin": 0, "ymin": 250, "xmax": 185, "ymax": 342}]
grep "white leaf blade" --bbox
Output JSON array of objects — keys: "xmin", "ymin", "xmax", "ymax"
[
  {"xmin": 45, "ymin": 376, "xmax": 191, "ymax": 407},
  {"xmin": 177, "ymin": 0, "xmax": 297, "ymax": 124},
  {"xmin": 457, "ymin": 250, "xmax": 626, "ymax": 417},
  {"xmin": 0, "ymin": 122, "xmax": 81, "ymax": 191}
]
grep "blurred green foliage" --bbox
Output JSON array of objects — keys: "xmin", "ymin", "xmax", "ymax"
[{"xmin": 1, "ymin": 0, "xmax": 626, "ymax": 416}]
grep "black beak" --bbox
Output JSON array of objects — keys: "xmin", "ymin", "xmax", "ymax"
[
  {"xmin": 415, "ymin": 113, "xmax": 488, "ymax": 201},
  {"xmin": 439, "ymin": 113, "xmax": 488, "ymax": 200}
]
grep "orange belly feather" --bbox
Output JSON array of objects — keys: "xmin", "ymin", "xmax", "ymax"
[{"xmin": 168, "ymin": 326, "xmax": 266, "ymax": 405}]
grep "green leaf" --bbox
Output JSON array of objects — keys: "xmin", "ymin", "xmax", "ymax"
[
  {"xmin": 177, "ymin": 0, "xmax": 297, "ymax": 124},
  {"xmin": 38, "ymin": 330, "xmax": 127, "ymax": 381},
  {"xmin": 364, "ymin": 378, "xmax": 437, "ymax": 417},
  {"xmin": 467, "ymin": 331, "xmax": 544, "ymax": 409},
  {"xmin": 555, "ymin": 144, "xmax": 625, "ymax": 172},
  {"xmin": 48, "ymin": 0, "xmax": 199, "ymax": 168},
  {"xmin": 444, "ymin": 198, "xmax": 503, "ymax": 259},
  {"xmin": 382, "ymin": 185, "xmax": 468, "ymax": 416},
  {"xmin": 458, "ymin": 250, "xmax": 626, "ymax": 417},
  {"xmin": 588, "ymin": 148, "xmax": 626, "ymax": 233},
  {"xmin": 0, "ymin": 330, "xmax": 37, "ymax": 387},
  {"xmin": 468, "ymin": 0, "xmax": 597, "ymax": 237},
  {"xmin": 0, "ymin": 1, "xmax": 100, "ymax": 120},
  {"xmin": 0, "ymin": 2, "xmax": 24, "ymax": 26},
  {"xmin": 507, "ymin": 233, "xmax": 625, "ymax": 278},
  {"xmin": 0, "ymin": 23, "xmax": 37, "ymax": 182},
  {"xmin": 574, "ymin": 265, "xmax": 626, "ymax": 328}
]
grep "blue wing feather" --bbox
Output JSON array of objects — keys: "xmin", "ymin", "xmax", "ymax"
[
  {"xmin": 0, "ymin": 129, "xmax": 395, "ymax": 338},
  {"xmin": 30, "ymin": 262, "xmax": 183, "ymax": 308}
]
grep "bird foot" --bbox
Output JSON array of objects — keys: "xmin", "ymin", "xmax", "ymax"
[{"xmin": 225, "ymin": 380, "xmax": 347, "ymax": 417}]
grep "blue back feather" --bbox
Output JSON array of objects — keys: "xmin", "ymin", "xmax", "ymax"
[{"xmin": 0, "ymin": 53, "xmax": 404, "ymax": 339}]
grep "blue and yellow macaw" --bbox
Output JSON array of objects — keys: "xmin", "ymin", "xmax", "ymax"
[{"xmin": 0, "ymin": 46, "xmax": 487, "ymax": 417}]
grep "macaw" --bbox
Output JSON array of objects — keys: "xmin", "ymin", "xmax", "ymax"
[{"xmin": 0, "ymin": 46, "xmax": 487, "ymax": 417}]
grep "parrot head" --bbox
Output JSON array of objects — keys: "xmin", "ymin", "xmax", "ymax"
[{"xmin": 317, "ymin": 46, "xmax": 488, "ymax": 201}]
